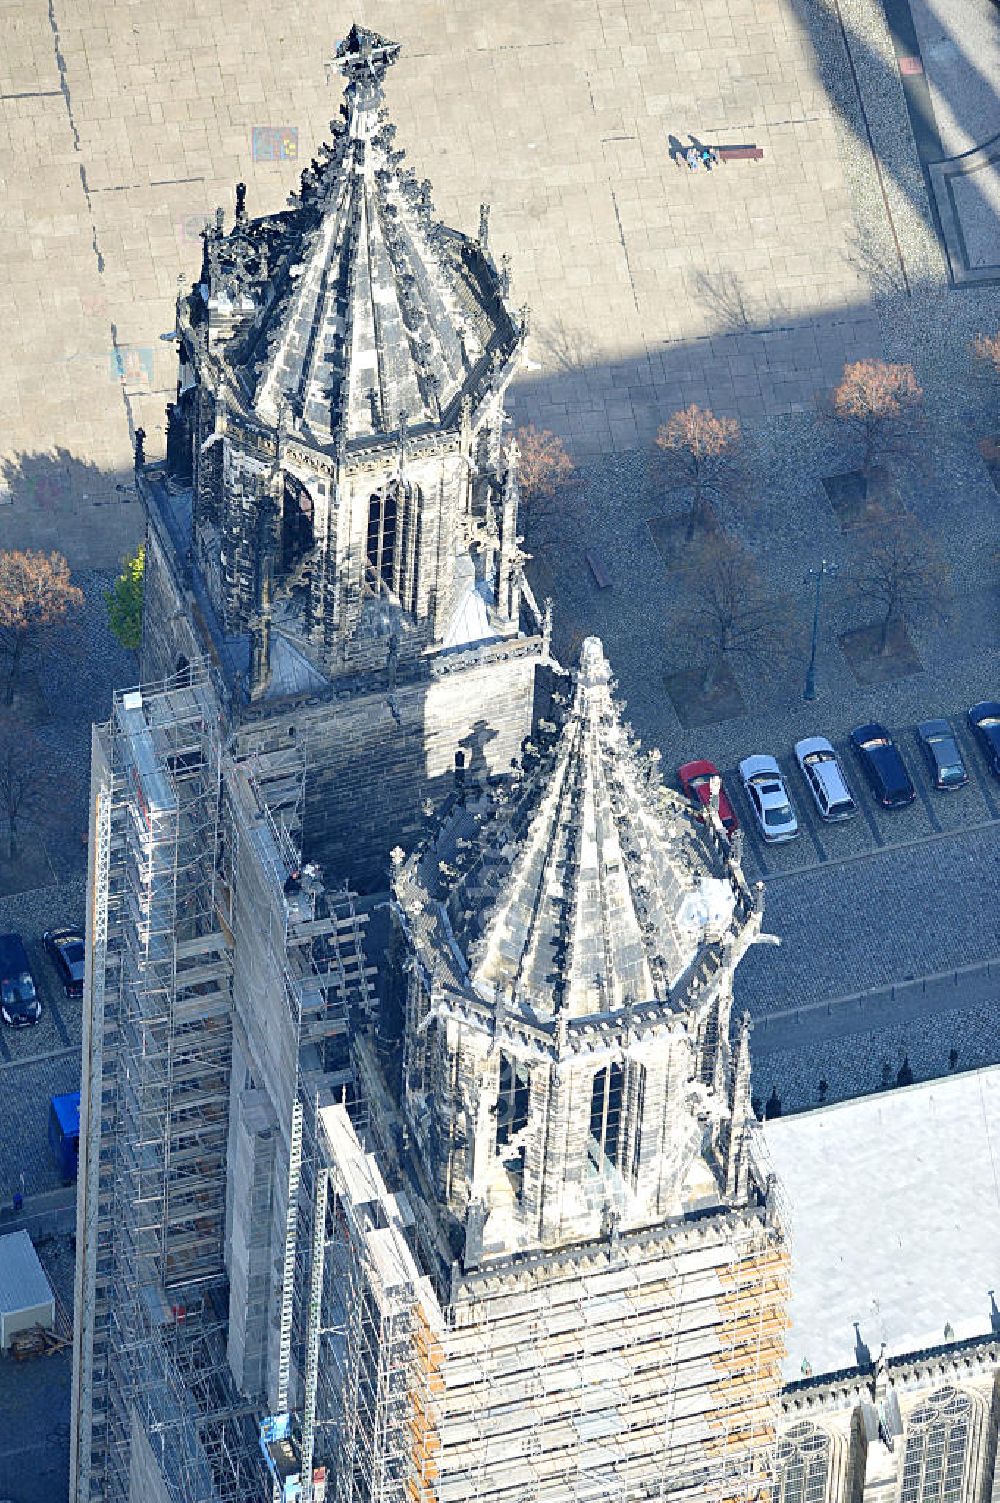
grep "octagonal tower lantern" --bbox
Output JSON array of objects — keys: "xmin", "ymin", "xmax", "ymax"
[
  {"xmin": 167, "ymin": 23, "xmax": 529, "ymax": 695},
  {"xmin": 392, "ymin": 637, "xmax": 771, "ymax": 1269}
]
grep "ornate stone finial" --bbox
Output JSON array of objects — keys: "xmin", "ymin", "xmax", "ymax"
[
  {"xmin": 419, "ymin": 179, "xmax": 433, "ymax": 217},
  {"xmin": 542, "ymin": 597, "xmax": 553, "ymax": 655},
  {"xmin": 518, "ymin": 302, "xmax": 531, "ymax": 339},
  {"xmin": 235, "ymin": 181, "xmax": 247, "ymax": 222},
  {"xmin": 215, "ymin": 205, "xmax": 225, "ymax": 233},
  {"xmin": 753, "ymin": 880, "xmax": 765, "ymax": 915},
  {"xmin": 499, "ymin": 253, "xmax": 511, "ymax": 298},
  {"xmin": 134, "ymin": 427, "xmax": 146, "ymax": 469},
  {"xmin": 333, "ymin": 24, "xmax": 401, "ymax": 91},
  {"xmin": 478, "ymin": 202, "xmax": 490, "ymax": 250},
  {"xmin": 390, "ymin": 845, "xmax": 406, "ymax": 871}
]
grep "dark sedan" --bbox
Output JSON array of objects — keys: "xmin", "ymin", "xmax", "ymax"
[
  {"xmin": 916, "ymin": 719, "xmax": 968, "ymax": 789},
  {"xmin": 849, "ymin": 723, "xmax": 916, "ymax": 808},
  {"xmin": 968, "ymin": 702, "xmax": 1000, "ymax": 778},
  {"xmin": 44, "ymin": 927, "xmax": 86, "ymax": 998}
]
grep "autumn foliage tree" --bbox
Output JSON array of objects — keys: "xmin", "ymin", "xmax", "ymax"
[
  {"xmin": 831, "ymin": 360, "xmax": 923, "ymax": 476},
  {"xmin": 513, "ymin": 426, "xmax": 576, "ymax": 549},
  {"xmin": 850, "ymin": 504, "xmax": 949, "ymax": 655},
  {"xmin": 674, "ymin": 533, "xmax": 794, "ymax": 694},
  {"xmin": 0, "ymin": 550, "xmax": 83, "ymax": 705},
  {"xmin": 655, "ymin": 405, "xmax": 742, "ymax": 540}
]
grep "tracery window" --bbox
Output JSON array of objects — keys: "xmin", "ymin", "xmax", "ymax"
[
  {"xmin": 366, "ymin": 482, "xmax": 419, "ymax": 611},
  {"xmin": 496, "ymin": 1051, "xmax": 530, "ymax": 1146},
  {"xmin": 899, "ymin": 1388, "xmax": 972, "ymax": 1503},
  {"xmin": 776, "ymin": 1423, "xmax": 831, "ymax": 1503},
  {"xmin": 590, "ymin": 1062, "xmax": 624, "ymax": 1168},
  {"xmin": 281, "ymin": 474, "xmax": 314, "ymax": 569},
  {"xmin": 627, "ymin": 1063, "xmax": 646, "ymax": 1187}
]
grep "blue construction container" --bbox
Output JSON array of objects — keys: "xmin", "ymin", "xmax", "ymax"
[{"xmin": 48, "ymin": 1092, "xmax": 80, "ymax": 1183}]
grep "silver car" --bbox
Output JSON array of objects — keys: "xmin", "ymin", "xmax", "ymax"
[
  {"xmin": 738, "ymin": 755, "xmax": 799, "ymax": 842},
  {"xmin": 794, "ymin": 737, "xmax": 857, "ymax": 821}
]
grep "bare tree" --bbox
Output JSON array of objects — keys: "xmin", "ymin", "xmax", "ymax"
[
  {"xmin": 0, "ymin": 726, "xmax": 55, "ymax": 860},
  {"xmin": 673, "ymin": 533, "xmax": 794, "ymax": 694},
  {"xmin": 514, "ymin": 426, "xmax": 577, "ymax": 551},
  {"xmin": 849, "ymin": 505, "xmax": 950, "ymax": 655},
  {"xmin": 971, "ymin": 331, "xmax": 1000, "ymax": 378},
  {"xmin": 655, "ymin": 405, "xmax": 742, "ymax": 541},
  {"xmin": 831, "ymin": 360, "xmax": 922, "ymax": 476},
  {"xmin": 0, "ymin": 550, "xmax": 83, "ymax": 705}
]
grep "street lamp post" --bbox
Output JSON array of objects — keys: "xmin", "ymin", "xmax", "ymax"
[{"xmin": 804, "ymin": 559, "xmax": 838, "ymax": 702}]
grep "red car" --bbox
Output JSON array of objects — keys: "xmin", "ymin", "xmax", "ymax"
[{"xmin": 677, "ymin": 760, "xmax": 739, "ymax": 834}]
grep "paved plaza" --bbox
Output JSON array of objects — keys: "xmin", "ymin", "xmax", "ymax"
[{"xmin": 0, "ymin": 0, "xmax": 941, "ymax": 565}]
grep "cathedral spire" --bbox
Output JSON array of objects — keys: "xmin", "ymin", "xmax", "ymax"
[{"xmin": 228, "ymin": 25, "xmax": 521, "ymax": 448}]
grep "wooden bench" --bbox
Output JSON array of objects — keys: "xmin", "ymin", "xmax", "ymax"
[
  {"xmin": 718, "ymin": 144, "xmax": 764, "ymax": 162},
  {"xmin": 586, "ymin": 548, "xmax": 612, "ymax": 589}
]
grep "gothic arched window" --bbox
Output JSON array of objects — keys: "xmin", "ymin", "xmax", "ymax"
[
  {"xmin": 776, "ymin": 1422, "xmax": 831, "ymax": 1503},
  {"xmin": 590, "ymin": 1063, "xmax": 624, "ymax": 1168},
  {"xmin": 899, "ymin": 1388, "xmax": 972, "ymax": 1503},
  {"xmin": 281, "ymin": 475, "xmax": 314, "ymax": 569},
  {"xmin": 366, "ymin": 483, "xmax": 420, "ymax": 612},
  {"xmin": 627, "ymin": 1063, "xmax": 646, "ymax": 1188},
  {"xmin": 496, "ymin": 1051, "xmax": 529, "ymax": 1147}
]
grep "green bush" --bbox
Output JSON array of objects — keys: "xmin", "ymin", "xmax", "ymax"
[{"xmin": 104, "ymin": 544, "xmax": 145, "ymax": 652}]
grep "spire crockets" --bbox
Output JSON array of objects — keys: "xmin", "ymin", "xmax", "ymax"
[
  {"xmin": 397, "ymin": 637, "xmax": 745, "ymax": 1023},
  {"xmin": 233, "ymin": 24, "xmax": 517, "ymax": 446}
]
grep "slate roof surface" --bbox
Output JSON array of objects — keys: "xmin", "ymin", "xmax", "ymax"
[
  {"xmin": 762, "ymin": 1067, "xmax": 1000, "ymax": 1381},
  {"xmin": 397, "ymin": 636, "xmax": 734, "ymax": 1022},
  {"xmin": 224, "ymin": 25, "xmax": 517, "ymax": 447}
]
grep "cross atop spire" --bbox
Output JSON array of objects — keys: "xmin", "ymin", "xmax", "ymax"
[{"xmin": 333, "ymin": 23, "xmax": 401, "ymax": 91}]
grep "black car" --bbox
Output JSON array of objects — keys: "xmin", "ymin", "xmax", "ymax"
[
  {"xmin": 849, "ymin": 723, "xmax": 916, "ymax": 808},
  {"xmin": 968, "ymin": 701, "xmax": 1000, "ymax": 778},
  {"xmin": 44, "ymin": 927, "xmax": 86, "ymax": 998},
  {"xmin": 916, "ymin": 719, "xmax": 968, "ymax": 789},
  {"xmin": 0, "ymin": 932, "xmax": 42, "ymax": 1028}
]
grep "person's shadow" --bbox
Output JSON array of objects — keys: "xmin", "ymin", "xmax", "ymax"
[
  {"xmin": 667, "ymin": 133, "xmax": 686, "ymax": 166},
  {"xmin": 667, "ymin": 133, "xmax": 718, "ymax": 170}
]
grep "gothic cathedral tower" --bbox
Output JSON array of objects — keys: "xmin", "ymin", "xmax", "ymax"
[{"xmin": 142, "ymin": 25, "xmax": 549, "ymax": 885}]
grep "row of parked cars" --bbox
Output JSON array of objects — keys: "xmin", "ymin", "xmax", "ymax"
[
  {"xmin": 679, "ymin": 701, "xmax": 1000, "ymax": 845},
  {"xmin": 0, "ymin": 927, "xmax": 84, "ymax": 1029}
]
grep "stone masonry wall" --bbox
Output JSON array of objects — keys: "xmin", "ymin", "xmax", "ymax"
[{"xmin": 233, "ymin": 646, "xmax": 547, "ymax": 890}]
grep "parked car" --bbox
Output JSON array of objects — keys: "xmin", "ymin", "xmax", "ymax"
[
  {"xmin": 916, "ymin": 719, "xmax": 968, "ymax": 790},
  {"xmin": 0, "ymin": 932, "xmax": 42, "ymax": 1028},
  {"xmin": 849, "ymin": 723, "xmax": 915, "ymax": 808},
  {"xmin": 793, "ymin": 737, "xmax": 857, "ymax": 821},
  {"xmin": 968, "ymin": 701, "xmax": 1000, "ymax": 779},
  {"xmin": 44, "ymin": 927, "xmax": 86, "ymax": 998},
  {"xmin": 738, "ymin": 755, "xmax": 799, "ymax": 842},
  {"xmin": 677, "ymin": 760, "xmax": 739, "ymax": 834}
]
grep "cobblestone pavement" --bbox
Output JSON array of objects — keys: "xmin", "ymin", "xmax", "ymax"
[
  {"xmin": 0, "ymin": 1345, "xmax": 71, "ymax": 1503},
  {"xmin": 751, "ymin": 988, "xmax": 1000, "ymax": 1115}
]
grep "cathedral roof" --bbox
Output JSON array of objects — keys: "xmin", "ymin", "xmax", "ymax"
[
  {"xmin": 763, "ymin": 1066, "xmax": 1000, "ymax": 1381},
  {"xmin": 224, "ymin": 25, "xmax": 521, "ymax": 447},
  {"xmin": 395, "ymin": 637, "xmax": 745, "ymax": 1024}
]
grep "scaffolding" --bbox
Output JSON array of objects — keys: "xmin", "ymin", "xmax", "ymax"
[
  {"xmin": 314, "ymin": 1104, "xmax": 790, "ymax": 1503},
  {"xmin": 76, "ymin": 666, "xmax": 272, "ymax": 1503}
]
